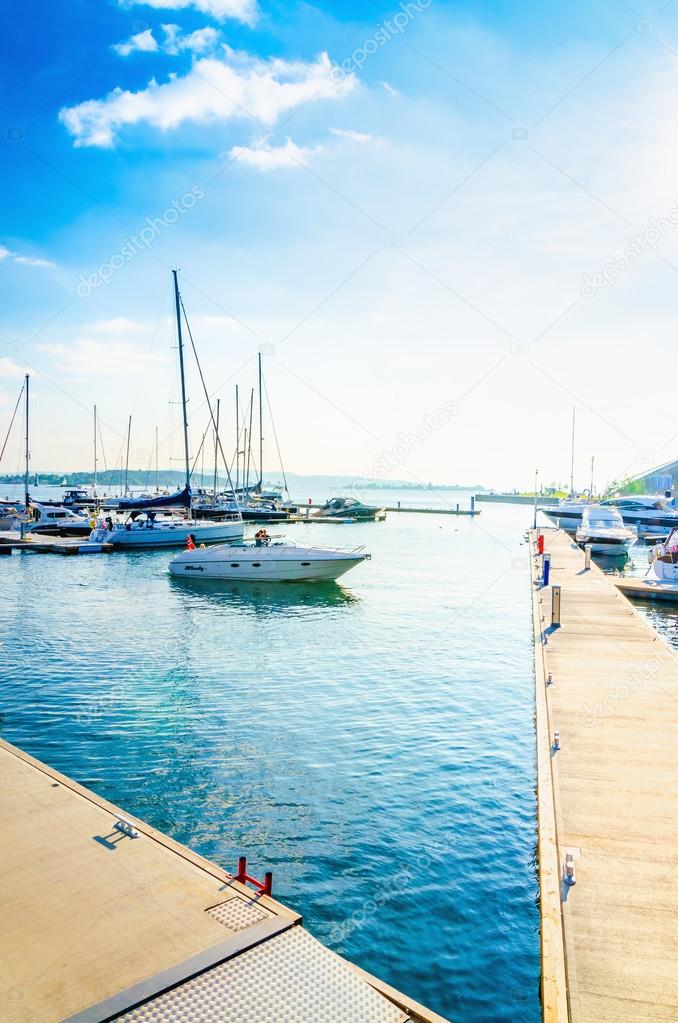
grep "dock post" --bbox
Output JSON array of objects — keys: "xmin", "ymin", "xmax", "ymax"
[
  {"xmin": 470, "ymin": 495, "xmax": 475, "ymax": 513},
  {"xmin": 456, "ymin": 503, "xmax": 459, "ymax": 512},
  {"xmin": 584, "ymin": 545, "xmax": 591, "ymax": 570},
  {"xmin": 551, "ymin": 584, "xmax": 561, "ymax": 626},
  {"xmin": 542, "ymin": 553, "xmax": 551, "ymax": 587}
]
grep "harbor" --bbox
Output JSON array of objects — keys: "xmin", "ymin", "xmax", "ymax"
[{"xmin": 6, "ymin": 0, "xmax": 678, "ymax": 1018}]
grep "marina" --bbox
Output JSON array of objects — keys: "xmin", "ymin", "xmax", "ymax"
[{"xmin": 6, "ymin": 2, "xmax": 678, "ymax": 1018}]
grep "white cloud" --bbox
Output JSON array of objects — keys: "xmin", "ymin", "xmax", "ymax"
[
  {"xmin": 162, "ymin": 24, "xmax": 220, "ymax": 54},
  {"xmin": 113, "ymin": 29, "xmax": 159, "ymax": 56},
  {"xmin": 114, "ymin": 25, "xmax": 220, "ymax": 57},
  {"xmin": 117, "ymin": 0, "xmax": 258, "ymax": 25},
  {"xmin": 330, "ymin": 128, "xmax": 374, "ymax": 143},
  {"xmin": 0, "ymin": 358, "xmax": 25, "ymax": 378},
  {"xmin": 89, "ymin": 317, "xmax": 148, "ymax": 334},
  {"xmin": 60, "ymin": 50, "xmax": 356, "ymax": 148},
  {"xmin": 230, "ymin": 137, "xmax": 323, "ymax": 170},
  {"xmin": 0, "ymin": 245, "xmax": 56, "ymax": 269},
  {"xmin": 381, "ymin": 81, "xmax": 400, "ymax": 97},
  {"xmin": 40, "ymin": 338, "xmax": 166, "ymax": 378}
]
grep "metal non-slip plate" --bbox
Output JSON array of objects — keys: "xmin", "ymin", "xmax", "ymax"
[{"xmin": 119, "ymin": 926, "xmax": 409, "ymax": 1023}]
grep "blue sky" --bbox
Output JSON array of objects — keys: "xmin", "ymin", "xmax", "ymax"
[{"xmin": 2, "ymin": 0, "xmax": 678, "ymax": 490}]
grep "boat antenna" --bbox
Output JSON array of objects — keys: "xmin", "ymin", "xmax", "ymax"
[
  {"xmin": 213, "ymin": 398, "xmax": 220, "ymax": 496},
  {"xmin": 569, "ymin": 405, "xmax": 576, "ymax": 498},
  {"xmin": 258, "ymin": 351, "xmax": 264, "ymax": 491},
  {"xmin": 172, "ymin": 269, "xmax": 191, "ymax": 500},
  {"xmin": 21, "ymin": 374, "xmax": 29, "ymax": 539}
]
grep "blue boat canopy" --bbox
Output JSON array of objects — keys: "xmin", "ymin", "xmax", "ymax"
[{"xmin": 117, "ymin": 485, "xmax": 191, "ymax": 511}]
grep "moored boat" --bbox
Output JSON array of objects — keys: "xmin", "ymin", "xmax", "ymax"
[
  {"xmin": 575, "ymin": 505, "xmax": 637, "ymax": 555},
  {"xmin": 315, "ymin": 497, "xmax": 386, "ymax": 522},
  {"xmin": 169, "ymin": 535, "xmax": 370, "ymax": 581}
]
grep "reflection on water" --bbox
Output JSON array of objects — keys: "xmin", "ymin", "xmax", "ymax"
[{"xmin": 168, "ymin": 575, "xmax": 359, "ymax": 614}]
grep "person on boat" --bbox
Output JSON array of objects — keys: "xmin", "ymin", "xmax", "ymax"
[{"xmin": 255, "ymin": 528, "xmax": 270, "ymax": 547}]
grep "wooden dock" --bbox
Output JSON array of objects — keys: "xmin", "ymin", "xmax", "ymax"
[
  {"xmin": 0, "ymin": 739, "xmax": 450, "ymax": 1023},
  {"xmin": 614, "ymin": 577, "xmax": 678, "ymax": 603},
  {"xmin": 530, "ymin": 528, "xmax": 678, "ymax": 1022},
  {"xmin": 0, "ymin": 531, "xmax": 112, "ymax": 554}
]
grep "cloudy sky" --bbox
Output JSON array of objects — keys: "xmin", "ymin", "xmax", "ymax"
[{"xmin": 2, "ymin": 0, "xmax": 678, "ymax": 490}]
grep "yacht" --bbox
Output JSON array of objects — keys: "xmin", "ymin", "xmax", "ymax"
[
  {"xmin": 89, "ymin": 272, "xmax": 245, "ymax": 549},
  {"xmin": 90, "ymin": 509, "xmax": 242, "ymax": 548},
  {"xmin": 169, "ymin": 536, "xmax": 370, "ymax": 581},
  {"xmin": 13, "ymin": 503, "xmax": 93, "ymax": 537},
  {"xmin": 542, "ymin": 494, "xmax": 678, "ymax": 535},
  {"xmin": 575, "ymin": 505, "xmax": 637, "ymax": 555},
  {"xmin": 645, "ymin": 529, "xmax": 678, "ymax": 585},
  {"xmin": 315, "ymin": 497, "xmax": 386, "ymax": 522}
]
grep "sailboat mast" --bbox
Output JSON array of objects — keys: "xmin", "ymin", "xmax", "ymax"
[
  {"xmin": 235, "ymin": 385, "xmax": 239, "ymax": 493},
  {"xmin": 245, "ymin": 388, "xmax": 254, "ymax": 493},
  {"xmin": 258, "ymin": 352, "xmax": 263, "ymax": 490},
  {"xmin": 22, "ymin": 374, "xmax": 29, "ymax": 538},
  {"xmin": 155, "ymin": 426, "xmax": 159, "ymax": 493},
  {"xmin": 93, "ymin": 404, "xmax": 98, "ymax": 493},
  {"xmin": 124, "ymin": 415, "xmax": 132, "ymax": 496},
  {"xmin": 213, "ymin": 398, "xmax": 220, "ymax": 496},
  {"xmin": 172, "ymin": 269, "xmax": 191, "ymax": 495},
  {"xmin": 569, "ymin": 406, "xmax": 576, "ymax": 498}
]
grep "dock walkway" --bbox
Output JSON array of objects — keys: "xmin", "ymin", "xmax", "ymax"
[
  {"xmin": 0, "ymin": 739, "xmax": 449, "ymax": 1023},
  {"xmin": 530, "ymin": 528, "xmax": 678, "ymax": 1023}
]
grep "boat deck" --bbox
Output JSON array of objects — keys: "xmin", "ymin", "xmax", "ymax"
[
  {"xmin": 530, "ymin": 528, "xmax": 678, "ymax": 1022},
  {"xmin": 0, "ymin": 739, "xmax": 449, "ymax": 1023}
]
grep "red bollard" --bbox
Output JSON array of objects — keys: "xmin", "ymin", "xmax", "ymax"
[{"xmin": 537, "ymin": 533, "xmax": 545, "ymax": 555}]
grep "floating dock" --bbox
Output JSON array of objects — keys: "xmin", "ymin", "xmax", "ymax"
[
  {"xmin": 614, "ymin": 577, "xmax": 678, "ymax": 603},
  {"xmin": 0, "ymin": 531, "xmax": 112, "ymax": 554},
  {"xmin": 0, "ymin": 739, "xmax": 449, "ymax": 1023},
  {"xmin": 383, "ymin": 505, "xmax": 479, "ymax": 516},
  {"xmin": 530, "ymin": 528, "xmax": 678, "ymax": 1022}
]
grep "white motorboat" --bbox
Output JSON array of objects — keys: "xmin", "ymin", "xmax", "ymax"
[
  {"xmin": 169, "ymin": 537, "xmax": 370, "ymax": 581},
  {"xmin": 575, "ymin": 505, "xmax": 637, "ymax": 555},
  {"xmin": 646, "ymin": 528, "xmax": 678, "ymax": 584},
  {"xmin": 12, "ymin": 502, "xmax": 93, "ymax": 537},
  {"xmin": 540, "ymin": 497, "xmax": 592, "ymax": 531},
  {"xmin": 544, "ymin": 494, "xmax": 678, "ymax": 535},
  {"xmin": 90, "ymin": 510, "xmax": 243, "ymax": 548}
]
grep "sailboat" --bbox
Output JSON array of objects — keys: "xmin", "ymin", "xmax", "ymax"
[{"xmin": 89, "ymin": 272, "xmax": 244, "ymax": 549}]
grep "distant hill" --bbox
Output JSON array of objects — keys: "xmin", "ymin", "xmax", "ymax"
[{"xmin": 0, "ymin": 469, "xmax": 485, "ymax": 493}]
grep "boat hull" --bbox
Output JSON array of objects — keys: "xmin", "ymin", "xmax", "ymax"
[
  {"xmin": 90, "ymin": 520, "xmax": 244, "ymax": 548},
  {"xmin": 169, "ymin": 544, "xmax": 368, "ymax": 581}
]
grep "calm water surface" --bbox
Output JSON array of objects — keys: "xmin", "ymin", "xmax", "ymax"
[{"xmin": 0, "ymin": 496, "xmax": 540, "ymax": 1022}]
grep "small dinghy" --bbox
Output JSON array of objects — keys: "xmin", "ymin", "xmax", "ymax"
[{"xmin": 169, "ymin": 531, "xmax": 370, "ymax": 582}]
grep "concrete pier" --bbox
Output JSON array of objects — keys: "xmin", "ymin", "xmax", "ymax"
[{"xmin": 530, "ymin": 528, "xmax": 678, "ymax": 1022}]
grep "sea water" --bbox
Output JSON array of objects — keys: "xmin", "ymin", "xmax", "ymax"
[{"xmin": 0, "ymin": 493, "xmax": 540, "ymax": 1021}]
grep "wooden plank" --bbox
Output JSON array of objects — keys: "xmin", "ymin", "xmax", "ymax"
[{"xmin": 530, "ymin": 529, "xmax": 678, "ymax": 1023}]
